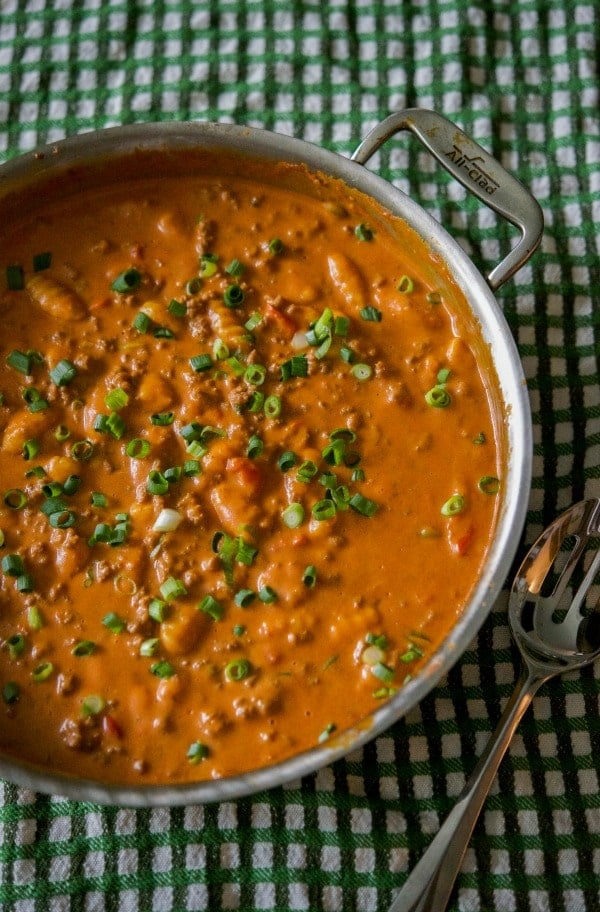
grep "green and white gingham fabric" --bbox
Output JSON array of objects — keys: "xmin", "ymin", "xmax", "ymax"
[{"xmin": 0, "ymin": 1, "xmax": 599, "ymax": 910}]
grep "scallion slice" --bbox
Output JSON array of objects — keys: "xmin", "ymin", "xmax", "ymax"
[
  {"xmin": 50, "ymin": 359, "xmax": 77, "ymax": 386},
  {"xmin": 223, "ymin": 284, "xmax": 245, "ymax": 308},
  {"xmin": 441, "ymin": 494, "xmax": 465, "ymax": 516},
  {"xmin": 160, "ymin": 577, "xmax": 187, "ymax": 601},
  {"xmin": 126, "ymin": 438, "xmax": 151, "ymax": 459},
  {"xmin": 198, "ymin": 595, "xmax": 223, "ymax": 620},
  {"xmin": 282, "ymin": 502, "xmax": 304, "ymax": 528},
  {"xmin": 111, "ymin": 268, "xmax": 141, "ymax": 293},
  {"xmin": 224, "ymin": 658, "xmax": 252, "ymax": 681}
]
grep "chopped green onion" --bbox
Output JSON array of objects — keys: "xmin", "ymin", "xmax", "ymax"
[
  {"xmin": 224, "ymin": 658, "xmax": 252, "ymax": 681},
  {"xmin": 6, "ymin": 633, "xmax": 26, "ymax": 659},
  {"xmin": 183, "ymin": 459, "xmax": 201, "ymax": 476},
  {"xmin": 225, "ymin": 259, "xmax": 245, "ymax": 278},
  {"xmin": 106, "ymin": 412, "xmax": 126, "ymax": 439},
  {"xmin": 50, "ymin": 359, "xmax": 77, "ymax": 386},
  {"xmin": 349, "ymin": 493, "xmax": 379, "ymax": 517},
  {"xmin": 478, "ymin": 476, "xmax": 500, "ymax": 495},
  {"xmin": 105, "ymin": 388, "xmax": 129, "ymax": 411},
  {"xmin": 281, "ymin": 354, "xmax": 308, "ymax": 381},
  {"xmin": 360, "ymin": 306, "xmax": 382, "ymax": 322},
  {"xmin": 278, "ymin": 451, "xmax": 297, "ymax": 472},
  {"xmin": 371, "ymin": 662, "xmax": 395, "ymax": 683},
  {"xmin": 425, "ymin": 385, "xmax": 451, "ymax": 408},
  {"xmin": 233, "ymin": 624, "xmax": 246, "ymax": 637},
  {"xmin": 318, "ymin": 722, "xmax": 337, "ymax": 743},
  {"xmin": 312, "ymin": 499, "xmax": 337, "ymax": 521},
  {"xmin": 302, "ymin": 565, "xmax": 317, "ymax": 587},
  {"xmin": 32, "ymin": 661, "xmax": 54, "ymax": 682},
  {"xmin": 168, "ymin": 298, "xmax": 187, "ymax": 318},
  {"xmin": 351, "ymin": 363, "xmax": 372, "ymax": 381},
  {"xmin": 147, "ymin": 470, "xmax": 169, "ymax": 495},
  {"xmin": 6, "ymin": 264, "xmax": 24, "ymax": 291},
  {"xmin": 54, "ymin": 424, "xmax": 71, "ymax": 442},
  {"xmin": 258, "ymin": 586, "xmax": 278, "ymax": 604},
  {"xmin": 22, "ymin": 438, "xmax": 40, "ymax": 461},
  {"xmin": 244, "ymin": 364, "xmax": 266, "ymax": 386},
  {"xmin": 150, "ymin": 411, "xmax": 174, "ymax": 426},
  {"xmin": 397, "ymin": 275, "xmax": 414, "ymax": 293},
  {"xmin": 47, "ymin": 509, "xmax": 75, "ymax": 529},
  {"xmin": 111, "ymin": 268, "xmax": 141, "ymax": 293},
  {"xmin": 133, "ymin": 311, "xmax": 152, "ymax": 333},
  {"xmin": 70, "ymin": 439, "xmax": 94, "ymax": 461},
  {"xmin": 246, "ymin": 390, "xmax": 265, "ymax": 413},
  {"xmin": 150, "ymin": 660, "xmax": 176, "ymax": 679},
  {"xmin": 297, "ymin": 459, "xmax": 319, "ymax": 482},
  {"xmin": 334, "ymin": 316, "xmax": 350, "ymax": 337},
  {"xmin": 223, "ymin": 284, "xmax": 245, "ymax": 308},
  {"xmin": 246, "ymin": 435, "xmax": 264, "ymax": 459},
  {"xmin": 81, "ymin": 695, "xmax": 106, "ymax": 717},
  {"xmin": 159, "ymin": 577, "xmax": 187, "ymax": 601},
  {"xmin": 4, "ymin": 489, "xmax": 26, "ymax": 509},
  {"xmin": 190, "ymin": 353, "xmax": 213, "ymax": 372},
  {"xmin": 33, "ymin": 252, "xmax": 53, "ymax": 272},
  {"xmin": 198, "ymin": 595, "xmax": 224, "ymax": 621},
  {"xmin": 354, "ymin": 223, "xmax": 374, "ymax": 241},
  {"xmin": 148, "ymin": 598, "xmax": 170, "ymax": 622},
  {"xmin": 441, "ymin": 494, "xmax": 465, "ymax": 516},
  {"xmin": 213, "ymin": 338, "xmax": 230, "ymax": 360},
  {"xmin": 282, "ymin": 502, "xmax": 304, "ymax": 528},
  {"xmin": 236, "ymin": 538, "xmax": 258, "ymax": 566},
  {"xmin": 268, "ymin": 238, "xmax": 283, "ymax": 255},
  {"xmin": 199, "ymin": 253, "xmax": 218, "ymax": 277},
  {"xmin": 91, "ymin": 492, "xmax": 108, "ymax": 508},
  {"xmin": 72, "ymin": 640, "xmax": 96, "ymax": 657},
  {"xmin": 264, "ymin": 395, "xmax": 282, "ymax": 418},
  {"xmin": 102, "ymin": 612, "xmax": 127, "ymax": 634},
  {"xmin": 339, "ymin": 346, "xmax": 355, "ymax": 364},
  {"xmin": 187, "ymin": 741, "xmax": 209, "ymax": 763},
  {"xmin": 25, "ymin": 465, "xmax": 46, "ymax": 478},
  {"xmin": 6, "ymin": 349, "xmax": 33, "ymax": 374},
  {"xmin": 2, "ymin": 681, "xmax": 20, "ymax": 704},
  {"xmin": 15, "ymin": 573, "xmax": 34, "ymax": 593},
  {"xmin": 62, "ymin": 474, "xmax": 81, "ymax": 495},
  {"xmin": 426, "ymin": 291, "xmax": 442, "ymax": 305},
  {"xmin": 321, "ymin": 440, "xmax": 345, "ymax": 467},
  {"xmin": 244, "ymin": 312, "xmax": 262, "ymax": 331},
  {"xmin": 473, "ymin": 432, "xmax": 486, "ymax": 445},
  {"xmin": 27, "ymin": 605, "xmax": 44, "ymax": 631},
  {"xmin": 234, "ymin": 588, "xmax": 256, "ymax": 608},
  {"xmin": 140, "ymin": 637, "xmax": 160, "ymax": 657},
  {"xmin": 126, "ymin": 438, "xmax": 151, "ymax": 459}
]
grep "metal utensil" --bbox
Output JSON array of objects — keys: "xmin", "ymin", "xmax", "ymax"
[{"xmin": 389, "ymin": 497, "xmax": 600, "ymax": 912}]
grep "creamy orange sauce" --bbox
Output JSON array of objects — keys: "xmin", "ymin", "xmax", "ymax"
[{"xmin": 0, "ymin": 151, "xmax": 502, "ymax": 785}]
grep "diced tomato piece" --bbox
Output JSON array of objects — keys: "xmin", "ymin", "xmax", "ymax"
[
  {"xmin": 226, "ymin": 457, "xmax": 263, "ymax": 492},
  {"xmin": 452, "ymin": 524, "xmax": 475, "ymax": 556},
  {"xmin": 103, "ymin": 714, "xmax": 124, "ymax": 739},
  {"xmin": 266, "ymin": 304, "xmax": 297, "ymax": 337}
]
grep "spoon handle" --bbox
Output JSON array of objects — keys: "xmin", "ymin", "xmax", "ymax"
[{"xmin": 388, "ymin": 666, "xmax": 547, "ymax": 912}]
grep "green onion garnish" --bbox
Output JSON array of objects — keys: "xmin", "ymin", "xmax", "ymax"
[
  {"xmin": 187, "ymin": 741, "xmax": 209, "ymax": 763},
  {"xmin": 81, "ymin": 695, "xmax": 106, "ymax": 717},
  {"xmin": 354, "ymin": 223, "xmax": 374, "ymax": 241},
  {"xmin": 223, "ymin": 284, "xmax": 245, "ymax": 308},
  {"xmin": 478, "ymin": 476, "xmax": 500, "ymax": 495},
  {"xmin": 159, "ymin": 577, "xmax": 187, "ymax": 601},
  {"xmin": 22, "ymin": 438, "xmax": 40, "ymax": 461},
  {"xmin": 360, "ymin": 306, "xmax": 382, "ymax": 322},
  {"xmin": 133, "ymin": 311, "xmax": 152, "ymax": 333},
  {"xmin": 224, "ymin": 658, "xmax": 252, "ymax": 681},
  {"xmin": 225, "ymin": 259, "xmax": 245, "ymax": 278},
  {"xmin": 246, "ymin": 435, "xmax": 264, "ymax": 459},
  {"xmin": 349, "ymin": 493, "xmax": 379, "ymax": 517},
  {"xmin": 104, "ymin": 387, "xmax": 129, "ymax": 411},
  {"xmin": 72, "ymin": 640, "xmax": 96, "ymax": 657},
  {"xmin": 282, "ymin": 502, "xmax": 304, "ymax": 528},
  {"xmin": 6, "ymin": 633, "xmax": 26, "ymax": 659},
  {"xmin": 32, "ymin": 661, "xmax": 54, "ymax": 682},
  {"xmin": 351, "ymin": 363, "xmax": 372, "ymax": 381},
  {"xmin": 312, "ymin": 499, "xmax": 337, "ymax": 522},
  {"xmin": 4, "ymin": 489, "xmax": 26, "ymax": 509},
  {"xmin": 168, "ymin": 298, "xmax": 187, "ymax": 318},
  {"xmin": 278, "ymin": 451, "xmax": 297, "ymax": 472},
  {"xmin": 147, "ymin": 470, "xmax": 169, "ymax": 495},
  {"xmin": 111, "ymin": 268, "xmax": 141, "ymax": 293},
  {"xmin": 425, "ymin": 385, "xmax": 451, "ymax": 408},
  {"xmin": 6, "ymin": 349, "xmax": 33, "ymax": 374},
  {"xmin": 2, "ymin": 681, "xmax": 20, "ymax": 705},
  {"xmin": 150, "ymin": 412, "xmax": 174, "ymax": 426},
  {"xmin": 302, "ymin": 565, "xmax": 317, "ymax": 587},
  {"xmin": 198, "ymin": 595, "xmax": 224, "ymax": 621},
  {"xmin": 441, "ymin": 494, "xmax": 465, "ymax": 516},
  {"xmin": 102, "ymin": 612, "xmax": 127, "ymax": 634},
  {"xmin": 234, "ymin": 588, "xmax": 256, "ymax": 608},
  {"xmin": 268, "ymin": 238, "xmax": 283, "ymax": 255},
  {"xmin": 126, "ymin": 438, "xmax": 151, "ymax": 459},
  {"xmin": 258, "ymin": 586, "xmax": 278, "ymax": 604},
  {"xmin": 190, "ymin": 353, "xmax": 213, "ymax": 372},
  {"xmin": 264, "ymin": 395, "xmax": 282, "ymax": 418},
  {"xmin": 6, "ymin": 264, "xmax": 24, "ymax": 291},
  {"xmin": 50, "ymin": 359, "xmax": 77, "ymax": 386},
  {"xmin": 150, "ymin": 660, "xmax": 176, "ymax": 679},
  {"xmin": 244, "ymin": 364, "xmax": 267, "ymax": 386},
  {"xmin": 281, "ymin": 354, "xmax": 308, "ymax": 381},
  {"xmin": 397, "ymin": 275, "xmax": 414, "ymax": 293}
]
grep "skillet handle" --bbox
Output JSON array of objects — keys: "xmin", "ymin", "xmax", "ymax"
[{"xmin": 351, "ymin": 109, "xmax": 544, "ymax": 291}]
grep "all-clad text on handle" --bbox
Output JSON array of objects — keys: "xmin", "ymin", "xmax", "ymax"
[{"xmin": 352, "ymin": 109, "xmax": 544, "ymax": 291}]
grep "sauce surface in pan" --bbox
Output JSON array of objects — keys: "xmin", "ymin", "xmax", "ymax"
[{"xmin": 0, "ymin": 153, "xmax": 502, "ymax": 784}]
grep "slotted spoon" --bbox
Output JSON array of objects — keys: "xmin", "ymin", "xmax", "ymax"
[{"xmin": 389, "ymin": 497, "xmax": 600, "ymax": 912}]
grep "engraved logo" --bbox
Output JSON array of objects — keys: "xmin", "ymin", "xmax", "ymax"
[{"xmin": 444, "ymin": 145, "xmax": 499, "ymax": 195}]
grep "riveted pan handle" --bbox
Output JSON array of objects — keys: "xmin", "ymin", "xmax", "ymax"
[{"xmin": 352, "ymin": 109, "xmax": 544, "ymax": 291}]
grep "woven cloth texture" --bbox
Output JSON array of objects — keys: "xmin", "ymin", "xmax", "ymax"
[{"xmin": 0, "ymin": 1, "xmax": 599, "ymax": 910}]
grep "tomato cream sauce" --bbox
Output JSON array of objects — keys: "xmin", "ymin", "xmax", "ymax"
[{"xmin": 0, "ymin": 151, "xmax": 502, "ymax": 785}]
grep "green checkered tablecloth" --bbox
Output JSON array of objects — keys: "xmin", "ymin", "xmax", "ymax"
[{"xmin": 0, "ymin": 1, "xmax": 599, "ymax": 910}]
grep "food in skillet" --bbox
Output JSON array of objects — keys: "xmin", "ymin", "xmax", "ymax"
[{"xmin": 0, "ymin": 152, "xmax": 502, "ymax": 784}]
